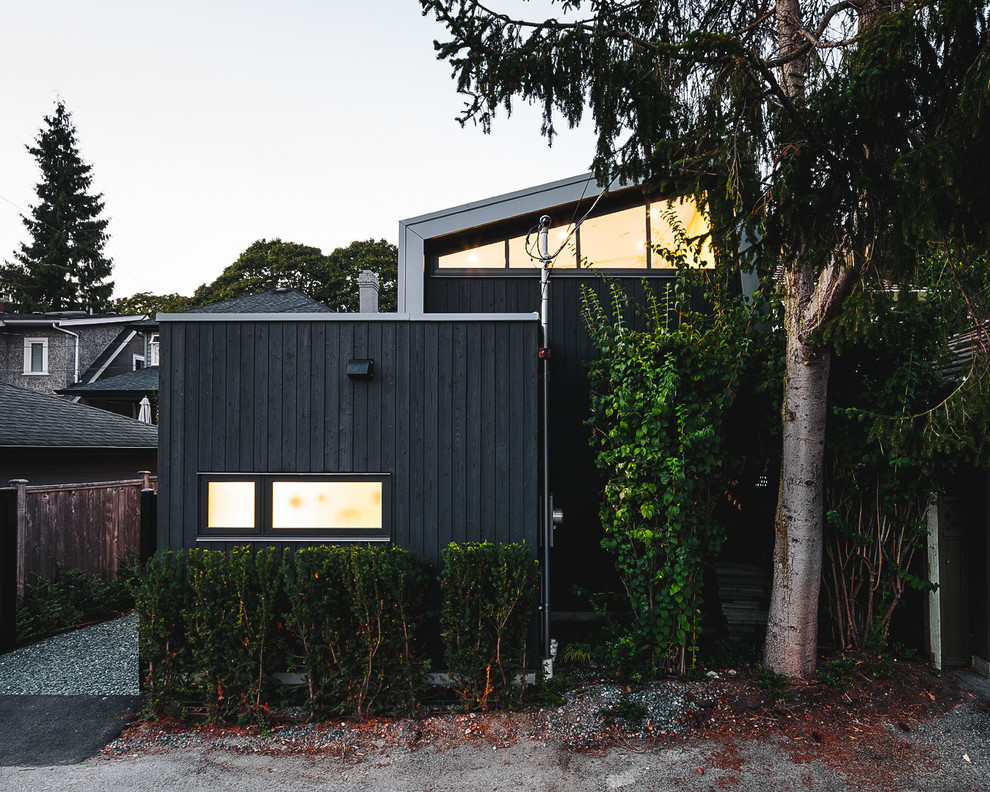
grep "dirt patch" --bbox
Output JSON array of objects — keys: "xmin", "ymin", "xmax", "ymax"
[{"xmin": 104, "ymin": 658, "xmax": 964, "ymax": 789}]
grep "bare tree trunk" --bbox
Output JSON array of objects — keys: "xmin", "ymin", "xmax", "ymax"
[{"xmin": 764, "ymin": 264, "xmax": 831, "ymax": 677}]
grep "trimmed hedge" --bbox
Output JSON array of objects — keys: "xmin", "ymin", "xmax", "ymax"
[
  {"xmin": 283, "ymin": 546, "xmax": 431, "ymax": 718},
  {"xmin": 439, "ymin": 542, "xmax": 539, "ymax": 710},
  {"xmin": 131, "ymin": 543, "xmax": 537, "ymax": 722}
]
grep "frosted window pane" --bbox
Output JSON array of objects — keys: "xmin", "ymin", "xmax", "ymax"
[
  {"xmin": 272, "ymin": 481, "xmax": 383, "ymax": 530},
  {"xmin": 207, "ymin": 481, "xmax": 256, "ymax": 528}
]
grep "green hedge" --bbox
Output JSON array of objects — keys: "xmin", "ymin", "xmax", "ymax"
[
  {"xmin": 131, "ymin": 543, "xmax": 537, "ymax": 722},
  {"xmin": 439, "ymin": 542, "xmax": 539, "ymax": 710},
  {"xmin": 283, "ymin": 546, "xmax": 431, "ymax": 718}
]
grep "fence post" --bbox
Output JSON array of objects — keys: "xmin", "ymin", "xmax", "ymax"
[
  {"xmin": 0, "ymin": 486, "xmax": 18, "ymax": 653},
  {"xmin": 140, "ymin": 488, "xmax": 158, "ymax": 562}
]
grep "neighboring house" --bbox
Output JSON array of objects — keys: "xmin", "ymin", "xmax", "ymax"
[
  {"xmin": 184, "ymin": 286, "xmax": 335, "ymax": 315},
  {"xmin": 57, "ymin": 366, "xmax": 160, "ymax": 422},
  {"xmin": 0, "ymin": 301, "xmax": 149, "ymax": 400},
  {"xmin": 0, "ymin": 381, "xmax": 158, "ymax": 485}
]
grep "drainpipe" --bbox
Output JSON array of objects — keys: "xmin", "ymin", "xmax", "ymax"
[
  {"xmin": 51, "ymin": 324, "xmax": 80, "ymax": 384},
  {"xmin": 538, "ymin": 216, "xmax": 553, "ymax": 665}
]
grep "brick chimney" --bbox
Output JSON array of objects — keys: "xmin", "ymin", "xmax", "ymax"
[{"xmin": 358, "ymin": 270, "xmax": 380, "ymax": 313}]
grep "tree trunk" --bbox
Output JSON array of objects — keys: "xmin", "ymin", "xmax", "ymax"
[{"xmin": 764, "ymin": 264, "xmax": 831, "ymax": 677}]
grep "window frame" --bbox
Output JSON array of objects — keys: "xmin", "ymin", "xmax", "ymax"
[
  {"xmin": 148, "ymin": 333, "xmax": 160, "ymax": 366},
  {"xmin": 22, "ymin": 337, "xmax": 49, "ymax": 375},
  {"xmin": 198, "ymin": 472, "xmax": 392, "ymax": 542},
  {"xmin": 429, "ymin": 194, "xmax": 713, "ymax": 273}
]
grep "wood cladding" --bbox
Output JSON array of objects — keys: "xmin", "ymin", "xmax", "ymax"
[{"xmin": 158, "ymin": 318, "xmax": 540, "ymax": 573}]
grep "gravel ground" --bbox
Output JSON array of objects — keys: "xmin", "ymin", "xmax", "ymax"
[
  {"xmin": 0, "ymin": 611, "xmax": 139, "ymax": 696},
  {"xmin": 3, "ymin": 616, "xmax": 990, "ymax": 789}
]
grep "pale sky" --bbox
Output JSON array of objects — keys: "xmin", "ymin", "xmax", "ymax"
[{"xmin": 0, "ymin": 1, "xmax": 597, "ymax": 300}]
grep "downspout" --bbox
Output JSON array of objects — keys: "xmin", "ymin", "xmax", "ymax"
[
  {"xmin": 51, "ymin": 323, "xmax": 80, "ymax": 385},
  {"xmin": 538, "ymin": 216, "xmax": 553, "ymax": 665}
]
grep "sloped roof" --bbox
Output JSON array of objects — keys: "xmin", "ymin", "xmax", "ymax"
[
  {"xmin": 185, "ymin": 288, "xmax": 333, "ymax": 314},
  {"xmin": 78, "ymin": 326, "xmax": 139, "ymax": 383},
  {"xmin": 0, "ymin": 382, "xmax": 158, "ymax": 448},
  {"xmin": 58, "ymin": 366, "xmax": 159, "ymax": 398}
]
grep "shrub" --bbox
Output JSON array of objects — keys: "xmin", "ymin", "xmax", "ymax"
[
  {"xmin": 439, "ymin": 542, "xmax": 539, "ymax": 710},
  {"xmin": 282, "ymin": 545, "xmax": 431, "ymax": 718},
  {"xmin": 183, "ymin": 547, "xmax": 284, "ymax": 723},
  {"xmin": 133, "ymin": 545, "xmax": 432, "ymax": 722},
  {"xmin": 130, "ymin": 550, "xmax": 190, "ymax": 715}
]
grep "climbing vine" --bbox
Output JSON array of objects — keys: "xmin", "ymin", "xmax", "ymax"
[{"xmin": 583, "ymin": 280, "xmax": 748, "ymax": 675}]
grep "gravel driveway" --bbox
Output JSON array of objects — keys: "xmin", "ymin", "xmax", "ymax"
[{"xmin": 2, "ymin": 615, "xmax": 990, "ymax": 790}]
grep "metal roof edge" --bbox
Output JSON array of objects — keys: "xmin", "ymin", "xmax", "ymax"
[{"xmin": 157, "ymin": 312, "xmax": 540, "ymax": 323}]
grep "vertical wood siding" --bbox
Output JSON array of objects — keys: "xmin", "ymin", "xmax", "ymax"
[
  {"xmin": 158, "ymin": 318, "xmax": 540, "ymax": 573},
  {"xmin": 425, "ymin": 274, "xmax": 677, "ymax": 603}
]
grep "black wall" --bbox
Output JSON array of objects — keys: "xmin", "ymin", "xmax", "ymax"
[
  {"xmin": 158, "ymin": 317, "xmax": 540, "ymax": 574},
  {"xmin": 426, "ymin": 273, "xmax": 678, "ymax": 607}
]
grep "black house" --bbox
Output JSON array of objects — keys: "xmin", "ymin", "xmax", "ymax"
[{"xmin": 158, "ymin": 175, "xmax": 730, "ymax": 658}]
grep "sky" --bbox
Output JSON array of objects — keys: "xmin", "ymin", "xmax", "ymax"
[{"xmin": 0, "ymin": 1, "xmax": 597, "ymax": 301}]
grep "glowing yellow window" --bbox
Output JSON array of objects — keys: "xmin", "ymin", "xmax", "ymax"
[
  {"xmin": 271, "ymin": 481, "xmax": 384, "ymax": 530},
  {"xmin": 650, "ymin": 199, "xmax": 715, "ymax": 268},
  {"xmin": 579, "ymin": 206, "xmax": 648, "ymax": 269},
  {"xmin": 207, "ymin": 481, "xmax": 256, "ymax": 529},
  {"xmin": 508, "ymin": 223, "xmax": 578, "ymax": 268},
  {"xmin": 437, "ymin": 240, "xmax": 507, "ymax": 268}
]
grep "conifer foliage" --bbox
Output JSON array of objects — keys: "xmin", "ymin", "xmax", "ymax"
[
  {"xmin": 421, "ymin": 0, "xmax": 990, "ymax": 677},
  {"xmin": 2, "ymin": 101, "xmax": 114, "ymax": 312}
]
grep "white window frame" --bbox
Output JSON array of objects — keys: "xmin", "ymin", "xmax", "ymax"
[
  {"xmin": 148, "ymin": 333, "xmax": 160, "ymax": 366},
  {"xmin": 23, "ymin": 338, "xmax": 49, "ymax": 375},
  {"xmin": 133, "ymin": 354, "xmax": 146, "ymax": 370}
]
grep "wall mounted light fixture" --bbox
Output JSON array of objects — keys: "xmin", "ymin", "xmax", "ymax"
[{"xmin": 346, "ymin": 359, "xmax": 374, "ymax": 380}]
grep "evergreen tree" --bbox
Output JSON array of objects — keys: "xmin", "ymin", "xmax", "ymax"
[
  {"xmin": 1, "ymin": 101, "xmax": 114, "ymax": 312},
  {"xmin": 421, "ymin": 0, "xmax": 990, "ymax": 676}
]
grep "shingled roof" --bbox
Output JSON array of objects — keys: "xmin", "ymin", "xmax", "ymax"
[
  {"xmin": 185, "ymin": 287, "xmax": 333, "ymax": 314},
  {"xmin": 0, "ymin": 382, "xmax": 158, "ymax": 449},
  {"xmin": 58, "ymin": 366, "xmax": 159, "ymax": 398}
]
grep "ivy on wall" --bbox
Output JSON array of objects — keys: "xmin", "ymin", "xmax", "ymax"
[{"xmin": 583, "ymin": 281, "xmax": 748, "ymax": 675}]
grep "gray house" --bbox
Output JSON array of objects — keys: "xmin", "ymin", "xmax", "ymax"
[{"xmin": 0, "ymin": 303, "xmax": 149, "ymax": 402}]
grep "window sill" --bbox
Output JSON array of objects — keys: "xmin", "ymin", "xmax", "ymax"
[{"xmin": 196, "ymin": 535, "xmax": 392, "ymax": 543}]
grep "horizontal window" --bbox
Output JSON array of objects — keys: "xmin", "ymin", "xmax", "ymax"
[
  {"xmin": 433, "ymin": 197, "xmax": 713, "ymax": 271},
  {"xmin": 199, "ymin": 473, "xmax": 391, "ymax": 540}
]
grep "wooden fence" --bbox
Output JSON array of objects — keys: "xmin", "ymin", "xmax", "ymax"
[{"xmin": 5, "ymin": 473, "xmax": 157, "ymax": 597}]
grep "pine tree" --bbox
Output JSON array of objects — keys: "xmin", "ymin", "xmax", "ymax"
[{"xmin": 1, "ymin": 101, "xmax": 114, "ymax": 312}]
